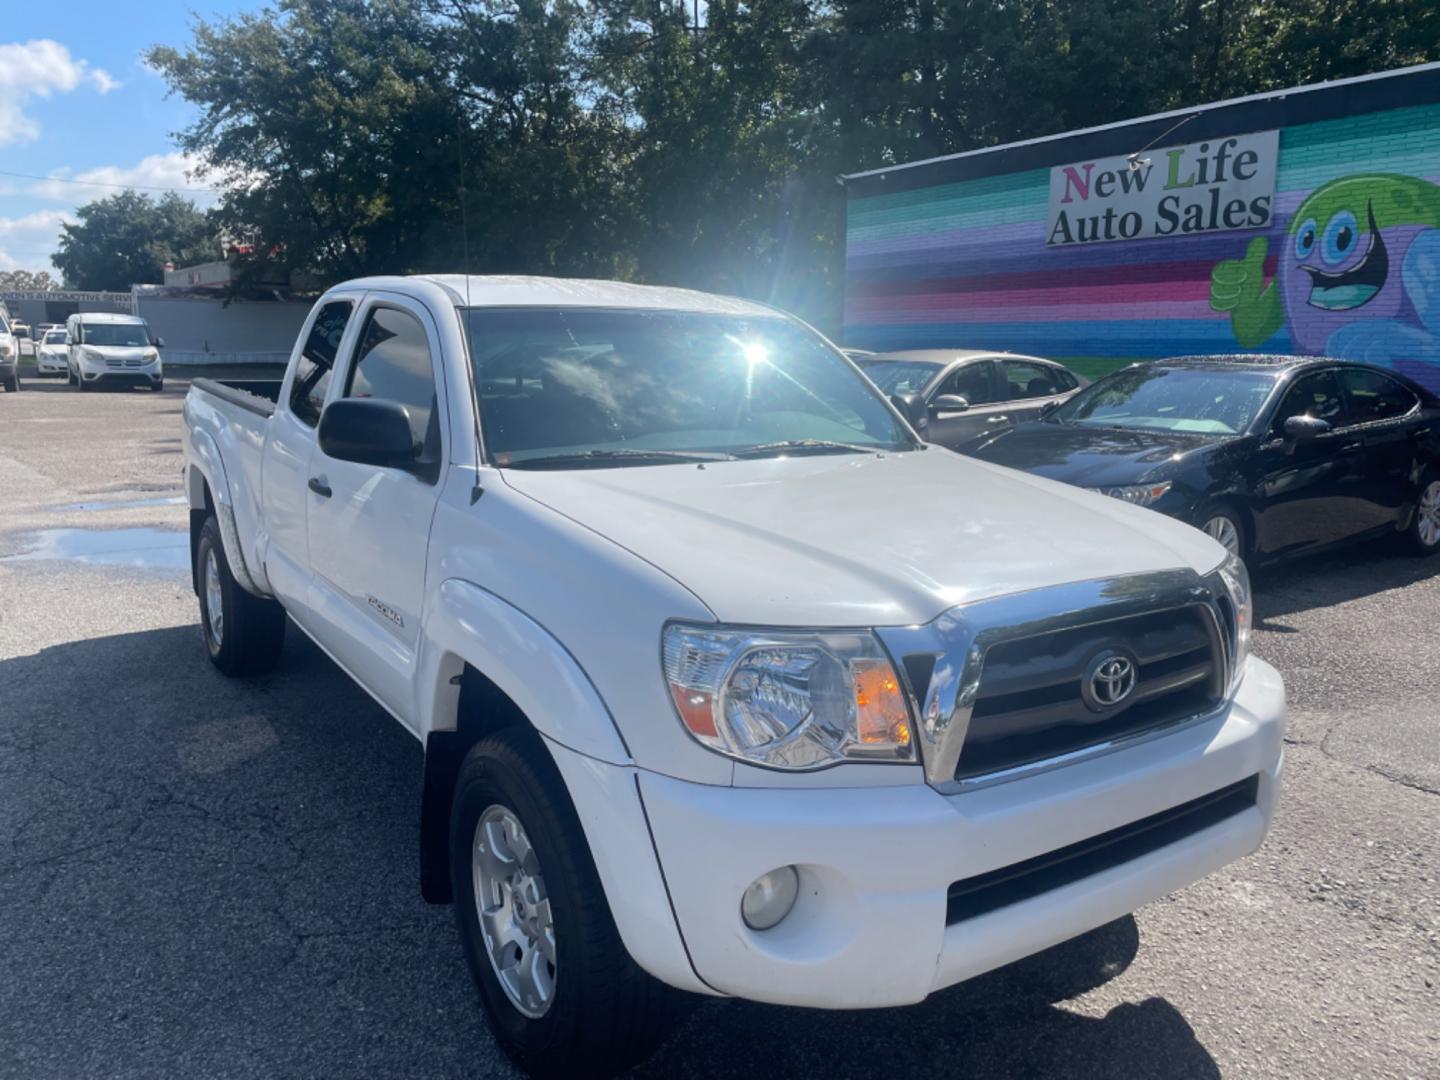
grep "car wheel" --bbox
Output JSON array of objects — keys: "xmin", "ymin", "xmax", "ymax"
[
  {"xmin": 3, "ymin": 372, "xmax": 17, "ymax": 393},
  {"xmin": 151, "ymin": 379, "xmax": 164, "ymax": 393},
  {"xmin": 1406, "ymin": 474, "xmax": 1440, "ymax": 556},
  {"xmin": 67, "ymin": 369, "xmax": 76, "ymax": 387},
  {"xmin": 195, "ymin": 515, "xmax": 286, "ymax": 675},
  {"xmin": 450, "ymin": 730, "xmax": 683, "ymax": 1079},
  {"xmin": 1200, "ymin": 507, "xmax": 1247, "ymax": 561}
]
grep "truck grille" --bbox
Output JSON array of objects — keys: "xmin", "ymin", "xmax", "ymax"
[
  {"xmin": 105, "ymin": 357, "xmax": 145, "ymax": 369},
  {"xmin": 954, "ymin": 606, "xmax": 1222, "ymax": 783}
]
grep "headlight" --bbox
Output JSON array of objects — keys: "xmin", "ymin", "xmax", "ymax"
[
  {"xmin": 144, "ymin": 348, "xmax": 159, "ymax": 362},
  {"xmin": 661, "ymin": 623, "xmax": 914, "ymax": 769},
  {"xmin": 1089, "ymin": 481, "xmax": 1172, "ymax": 507},
  {"xmin": 1214, "ymin": 551, "xmax": 1252, "ymax": 693},
  {"xmin": 83, "ymin": 347, "xmax": 105, "ymax": 362}
]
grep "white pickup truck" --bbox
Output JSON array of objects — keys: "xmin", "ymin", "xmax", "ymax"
[{"xmin": 182, "ymin": 275, "xmax": 1285, "ymax": 1078}]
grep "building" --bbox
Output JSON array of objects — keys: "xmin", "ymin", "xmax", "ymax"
[
  {"xmin": 842, "ymin": 62, "xmax": 1440, "ymax": 392},
  {"xmin": 0, "ymin": 282, "xmax": 312, "ymax": 366}
]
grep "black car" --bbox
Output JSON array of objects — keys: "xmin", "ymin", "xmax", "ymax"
[
  {"xmin": 960, "ymin": 355, "xmax": 1440, "ymax": 565},
  {"xmin": 856, "ymin": 350, "xmax": 1087, "ymax": 448}
]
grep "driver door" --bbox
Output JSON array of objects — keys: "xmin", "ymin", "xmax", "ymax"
[
  {"xmin": 1251, "ymin": 368, "xmax": 1368, "ymax": 558},
  {"xmin": 303, "ymin": 295, "xmax": 448, "ymax": 724}
]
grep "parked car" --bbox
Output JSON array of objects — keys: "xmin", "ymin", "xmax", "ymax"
[
  {"xmin": 35, "ymin": 328, "xmax": 69, "ymax": 377},
  {"xmin": 30, "ymin": 322, "xmax": 60, "ymax": 342},
  {"xmin": 0, "ymin": 314, "xmax": 17, "ymax": 393},
  {"xmin": 960, "ymin": 354, "xmax": 1440, "ymax": 565},
  {"xmin": 66, "ymin": 312, "xmax": 164, "ymax": 391},
  {"xmin": 857, "ymin": 350, "xmax": 1087, "ymax": 448},
  {"xmin": 183, "ymin": 276, "xmax": 1282, "ymax": 1079}
]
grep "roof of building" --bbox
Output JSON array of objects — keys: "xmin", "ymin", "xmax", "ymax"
[{"xmin": 340, "ymin": 274, "xmax": 782, "ymax": 318}]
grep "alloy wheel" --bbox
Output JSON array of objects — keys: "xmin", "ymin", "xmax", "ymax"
[
  {"xmin": 472, "ymin": 804, "xmax": 557, "ymax": 1019},
  {"xmin": 203, "ymin": 548, "xmax": 224, "ymax": 650},
  {"xmin": 1419, "ymin": 481, "xmax": 1440, "ymax": 549},
  {"xmin": 1203, "ymin": 514, "xmax": 1242, "ymax": 557}
]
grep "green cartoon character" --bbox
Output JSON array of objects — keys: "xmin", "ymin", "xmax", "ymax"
[{"xmin": 1210, "ymin": 173, "xmax": 1440, "ymax": 391}]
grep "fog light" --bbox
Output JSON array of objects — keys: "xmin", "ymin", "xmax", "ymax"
[{"xmin": 741, "ymin": 866, "xmax": 799, "ymax": 930}]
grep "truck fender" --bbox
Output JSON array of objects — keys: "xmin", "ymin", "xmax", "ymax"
[
  {"xmin": 418, "ymin": 578, "xmax": 631, "ymax": 765},
  {"xmin": 185, "ymin": 427, "xmax": 266, "ymax": 598}
]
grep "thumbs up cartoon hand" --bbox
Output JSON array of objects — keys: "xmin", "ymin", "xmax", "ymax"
[
  {"xmin": 1210, "ymin": 237, "xmax": 1283, "ymax": 348},
  {"xmin": 1210, "ymin": 237, "xmax": 1269, "ymax": 313}
]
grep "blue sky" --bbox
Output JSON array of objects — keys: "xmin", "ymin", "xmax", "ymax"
[{"xmin": 0, "ymin": 0, "xmax": 257, "ymax": 273}]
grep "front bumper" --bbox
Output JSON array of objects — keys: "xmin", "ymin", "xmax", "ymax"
[
  {"xmin": 36, "ymin": 354, "xmax": 67, "ymax": 373},
  {"xmin": 634, "ymin": 656, "xmax": 1285, "ymax": 1008}
]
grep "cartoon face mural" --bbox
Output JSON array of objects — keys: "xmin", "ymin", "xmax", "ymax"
[{"xmin": 1211, "ymin": 173, "xmax": 1440, "ymax": 390}]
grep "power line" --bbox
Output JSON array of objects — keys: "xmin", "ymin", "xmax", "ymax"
[{"xmin": 0, "ymin": 168, "xmax": 220, "ymax": 194}]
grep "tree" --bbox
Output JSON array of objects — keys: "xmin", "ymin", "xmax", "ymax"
[
  {"xmin": 52, "ymin": 191, "xmax": 215, "ymax": 291},
  {"xmin": 143, "ymin": 0, "xmax": 1440, "ymax": 333},
  {"xmin": 0, "ymin": 270, "xmax": 58, "ymax": 291}
]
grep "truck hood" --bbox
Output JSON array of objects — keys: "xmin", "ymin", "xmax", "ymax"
[{"xmin": 500, "ymin": 448, "xmax": 1225, "ymax": 627}]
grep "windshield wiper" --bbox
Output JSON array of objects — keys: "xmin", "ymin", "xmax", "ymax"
[
  {"xmin": 506, "ymin": 447, "xmax": 739, "ymax": 469},
  {"xmin": 730, "ymin": 439, "xmax": 885, "ymax": 459}
]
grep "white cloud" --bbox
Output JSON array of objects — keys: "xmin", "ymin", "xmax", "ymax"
[
  {"xmin": 26, "ymin": 152, "xmax": 221, "ymax": 208},
  {"xmin": 0, "ymin": 209, "xmax": 74, "ymax": 272},
  {"xmin": 0, "ymin": 39, "xmax": 120, "ymax": 147}
]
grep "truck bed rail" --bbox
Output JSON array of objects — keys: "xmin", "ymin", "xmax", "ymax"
[{"xmin": 191, "ymin": 377, "xmax": 280, "ymax": 417}]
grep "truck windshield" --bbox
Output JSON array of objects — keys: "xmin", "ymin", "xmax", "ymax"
[
  {"xmin": 80, "ymin": 324, "xmax": 151, "ymax": 347},
  {"xmin": 465, "ymin": 307, "xmax": 917, "ymax": 466}
]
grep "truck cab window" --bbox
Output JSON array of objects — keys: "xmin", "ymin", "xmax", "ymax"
[
  {"xmin": 290, "ymin": 301, "xmax": 352, "ymax": 427},
  {"xmin": 345, "ymin": 306, "xmax": 439, "ymax": 460}
]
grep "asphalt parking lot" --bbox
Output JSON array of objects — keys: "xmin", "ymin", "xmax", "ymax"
[{"xmin": 1, "ymin": 377, "xmax": 1436, "ymax": 1079}]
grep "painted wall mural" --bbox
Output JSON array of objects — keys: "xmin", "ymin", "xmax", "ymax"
[{"xmin": 844, "ymin": 102, "xmax": 1440, "ymax": 392}]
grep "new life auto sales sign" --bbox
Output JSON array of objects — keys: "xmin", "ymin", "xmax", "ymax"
[{"xmin": 1046, "ymin": 130, "xmax": 1279, "ymax": 246}]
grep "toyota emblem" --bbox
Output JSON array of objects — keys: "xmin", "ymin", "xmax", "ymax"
[{"xmin": 1083, "ymin": 650, "xmax": 1138, "ymax": 711}]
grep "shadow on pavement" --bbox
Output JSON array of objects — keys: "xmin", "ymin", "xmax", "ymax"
[
  {"xmin": 0, "ymin": 622, "xmax": 1216, "ymax": 1078},
  {"xmin": 1253, "ymin": 540, "xmax": 1439, "ymax": 627}
]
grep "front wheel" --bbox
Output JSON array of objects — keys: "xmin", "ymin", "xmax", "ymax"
[
  {"xmin": 450, "ymin": 731, "xmax": 682, "ymax": 1079},
  {"xmin": 150, "ymin": 379, "xmax": 164, "ymax": 393},
  {"xmin": 2, "ymin": 372, "xmax": 17, "ymax": 393},
  {"xmin": 1199, "ymin": 505, "xmax": 1247, "ymax": 562},
  {"xmin": 195, "ymin": 515, "xmax": 286, "ymax": 675},
  {"xmin": 1405, "ymin": 474, "xmax": 1440, "ymax": 556}
]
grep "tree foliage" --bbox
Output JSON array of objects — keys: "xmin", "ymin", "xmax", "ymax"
[
  {"xmin": 53, "ymin": 191, "xmax": 215, "ymax": 291},
  {"xmin": 0, "ymin": 269, "xmax": 58, "ymax": 291},
  {"xmin": 142, "ymin": 0, "xmax": 1440, "ymax": 329}
]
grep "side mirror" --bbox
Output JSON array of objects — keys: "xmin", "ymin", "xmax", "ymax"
[
  {"xmin": 318, "ymin": 398, "xmax": 419, "ymax": 469},
  {"xmin": 890, "ymin": 391, "xmax": 929, "ymax": 437},
  {"xmin": 929, "ymin": 393, "xmax": 970, "ymax": 414},
  {"xmin": 1283, "ymin": 415, "xmax": 1330, "ymax": 441},
  {"xmin": 1038, "ymin": 400, "xmax": 1061, "ymax": 419},
  {"xmin": 154, "ymin": 336, "xmax": 166, "ymax": 349}
]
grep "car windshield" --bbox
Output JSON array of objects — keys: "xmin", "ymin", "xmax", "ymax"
[
  {"xmin": 858, "ymin": 359, "xmax": 943, "ymax": 395},
  {"xmin": 44, "ymin": 331, "xmax": 65, "ymax": 344},
  {"xmin": 81, "ymin": 323, "xmax": 151, "ymax": 347},
  {"xmin": 1051, "ymin": 365, "xmax": 1276, "ymax": 435},
  {"xmin": 465, "ymin": 307, "xmax": 916, "ymax": 466}
]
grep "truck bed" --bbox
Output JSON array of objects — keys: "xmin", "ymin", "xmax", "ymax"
[{"xmin": 190, "ymin": 377, "xmax": 281, "ymax": 417}]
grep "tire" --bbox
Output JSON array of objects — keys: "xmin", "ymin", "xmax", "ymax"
[
  {"xmin": 1198, "ymin": 504, "xmax": 1248, "ymax": 563},
  {"xmin": 195, "ymin": 515, "xmax": 286, "ymax": 675},
  {"xmin": 450, "ymin": 730, "xmax": 682, "ymax": 1079},
  {"xmin": 1405, "ymin": 472, "xmax": 1440, "ymax": 556},
  {"xmin": 151, "ymin": 379, "xmax": 165, "ymax": 393},
  {"xmin": 3, "ymin": 372, "xmax": 17, "ymax": 393},
  {"xmin": 67, "ymin": 368, "xmax": 76, "ymax": 387},
  {"xmin": 77, "ymin": 373, "xmax": 90, "ymax": 392}
]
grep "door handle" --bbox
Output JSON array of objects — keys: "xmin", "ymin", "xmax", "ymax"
[
  {"xmin": 987, "ymin": 415, "xmax": 1011, "ymax": 424},
  {"xmin": 308, "ymin": 476, "xmax": 332, "ymax": 498}
]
